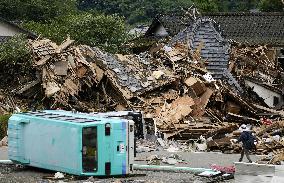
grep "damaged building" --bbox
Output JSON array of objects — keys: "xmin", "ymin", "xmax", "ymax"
[
  {"xmin": 0, "ymin": 9, "xmax": 284, "ymax": 166},
  {"xmin": 143, "ymin": 11, "xmax": 284, "ymax": 107}
]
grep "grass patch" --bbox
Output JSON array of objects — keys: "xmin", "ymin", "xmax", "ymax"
[{"xmin": 0, "ymin": 114, "xmax": 11, "ymax": 139}]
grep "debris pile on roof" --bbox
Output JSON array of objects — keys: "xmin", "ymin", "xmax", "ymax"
[{"xmin": 96, "ymin": 41, "xmax": 284, "ymax": 157}]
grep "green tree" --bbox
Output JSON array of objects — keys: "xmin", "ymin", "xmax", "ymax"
[
  {"xmin": 259, "ymin": 0, "xmax": 284, "ymax": 12},
  {"xmin": 193, "ymin": 0, "xmax": 219, "ymax": 12},
  {"xmin": 0, "ymin": 0, "xmax": 24, "ymax": 21},
  {"xmin": 23, "ymin": 0, "xmax": 78, "ymax": 21},
  {"xmin": 213, "ymin": 0, "xmax": 259, "ymax": 12},
  {"xmin": 0, "ymin": 35, "xmax": 33, "ymax": 86},
  {"xmin": 0, "ymin": 0, "xmax": 78, "ymax": 21},
  {"xmin": 0, "ymin": 35, "xmax": 31, "ymax": 66},
  {"xmin": 78, "ymin": 0, "xmax": 195, "ymax": 24},
  {"xmin": 23, "ymin": 13, "xmax": 129, "ymax": 53},
  {"xmin": 0, "ymin": 114, "xmax": 11, "ymax": 139}
]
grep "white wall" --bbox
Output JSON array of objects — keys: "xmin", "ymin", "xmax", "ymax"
[
  {"xmin": 0, "ymin": 21, "xmax": 23, "ymax": 36},
  {"xmin": 245, "ymin": 80, "xmax": 283, "ymax": 108}
]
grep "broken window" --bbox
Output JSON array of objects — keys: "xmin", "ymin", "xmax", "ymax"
[{"xmin": 82, "ymin": 127, "xmax": 97, "ymax": 172}]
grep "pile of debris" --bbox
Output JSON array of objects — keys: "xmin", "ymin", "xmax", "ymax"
[
  {"xmin": 255, "ymin": 121, "xmax": 284, "ymax": 164},
  {"xmin": 0, "ymin": 36, "xmax": 282, "ymax": 160},
  {"xmin": 230, "ymin": 44, "xmax": 283, "ymax": 108},
  {"xmin": 15, "ymin": 38, "xmax": 102, "ymax": 110}
]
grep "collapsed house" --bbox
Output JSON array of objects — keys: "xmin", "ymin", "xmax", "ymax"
[
  {"xmin": 142, "ymin": 11, "xmax": 284, "ymax": 106},
  {"xmin": 0, "ymin": 10, "xmax": 284, "ymax": 164},
  {"xmin": 3, "ymin": 35, "xmax": 282, "ymax": 163},
  {"xmin": 144, "ymin": 12, "xmax": 284, "ymax": 80}
]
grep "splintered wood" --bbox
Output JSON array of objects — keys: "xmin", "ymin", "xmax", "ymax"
[
  {"xmin": 11, "ymin": 38, "xmax": 284, "ymax": 159},
  {"xmin": 156, "ymin": 96, "xmax": 195, "ymax": 130},
  {"xmin": 230, "ymin": 44, "xmax": 282, "ymax": 82},
  {"xmin": 29, "ymin": 38, "xmax": 98, "ymax": 107}
]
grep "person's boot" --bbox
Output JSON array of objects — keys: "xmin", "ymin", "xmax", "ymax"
[{"xmin": 239, "ymin": 158, "xmax": 242, "ymax": 162}]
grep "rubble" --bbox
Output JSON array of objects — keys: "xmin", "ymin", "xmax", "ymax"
[
  {"xmin": 0, "ymin": 29, "xmax": 283, "ymax": 162},
  {"xmin": 136, "ymin": 139, "xmax": 156, "ymax": 153},
  {"xmin": 26, "ymin": 38, "xmax": 99, "ymax": 108},
  {"xmin": 0, "ymin": 8, "xmax": 283, "ymax": 182}
]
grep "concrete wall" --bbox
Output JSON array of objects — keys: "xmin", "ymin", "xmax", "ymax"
[
  {"xmin": 245, "ymin": 80, "xmax": 283, "ymax": 108},
  {"xmin": 0, "ymin": 21, "xmax": 23, "ymax": 37}
]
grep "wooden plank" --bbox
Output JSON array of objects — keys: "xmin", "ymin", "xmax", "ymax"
[
  {"xmin": 34, "ymin": 55, "xmax": 51, "ymax": 66},
  {"xmin": 55, "ymin": 37, "xmax": 74, "ymax": 53},
  {"xmin": 16, "ymin": 79, "xmax": 40, "ymax": 94}
]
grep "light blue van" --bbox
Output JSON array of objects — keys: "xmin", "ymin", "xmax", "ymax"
[{"xmin": 8, "ymin": 110, "xmax": 134, "ymax": 176}]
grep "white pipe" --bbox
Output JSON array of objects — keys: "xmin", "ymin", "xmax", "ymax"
[
  {"xmin": 132, "ymin": 164, "xmax": 215, "ymax": 174},
  {"xmin": 0, "ymin": 160, "xmax": 13, "ymax": 164}
]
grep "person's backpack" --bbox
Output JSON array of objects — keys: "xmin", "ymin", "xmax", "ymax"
[{"xmin": 247, "ymin": 132, "xmax": 256, "ymax": 150}]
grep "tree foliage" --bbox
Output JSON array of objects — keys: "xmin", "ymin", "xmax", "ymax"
[
  {"xmin": 0, "ymin": 0, "xmax": 283, "ymax": 55},
  {"xmin": 78, "ymin": 0, "xmax": 195, "ymax": 24},
  {"xmin": 0, "ymin": 114, "xmax": 11, "ymax": 139},
  {"xmin": 1, "ymin": 0, "xmax": 283, "ymax": 25},
  {"xmin": 259, "ymin": 0, "xmax": 284, "ymax": 12},
  {"xmin": 214, "ymin": 0, "xmax": 259, "ymax": 12},
  {"xmin": 77, "ymin": 0, "xmax": 282, "ymax": 24},
  {"xmin": 0, "ymin": 35, "xmax": 31, "ymax": 65},
  {"xmin": 194, "ymin": 0, "xmax": 219, "ymax": 12},
  {"xmin": 0, "ymin": 0, "xmax": 77, "ymax": 21},
  {"xmin": 0, "ymin": 0, "xmax": 130, "ymax": 53},
  {"xmin": 0, "ymin": 35, "xmax": 34, "ymax": 87},
  {"xmin": 23, "ymin": 13, "xmax": 129, "ymax": 53}
]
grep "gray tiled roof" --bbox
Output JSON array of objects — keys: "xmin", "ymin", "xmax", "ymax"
[
  {"xmin": 171, "ymin": 18, "xmax": 230, "ymax": 79},
  {"xmin": 92, "ymin": 47, "xmax": 176, "ymax": 99},
  {"xmin": 171, "ymin": 17, "xmax": 243, "ymax": 93},
  {"xmin": 204, "ymin": 12, "xmax": 284, "ymax": 46},
  {"xmin": 145, "ymin": 14, "xmax": 195, "ymax": 37},
  {"xmin": 146, "ymin": 12, "xmax": 284, "ymax": 46}
]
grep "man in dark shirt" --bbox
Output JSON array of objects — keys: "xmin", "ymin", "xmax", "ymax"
[{"xmin": 235, "ymin": 124, "xmax": 256, "ymax": 163}]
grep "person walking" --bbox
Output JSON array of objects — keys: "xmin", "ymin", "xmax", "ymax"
[{"xmin": 234, "ymin": 124, "xmax": 256, "ymax": 163}]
